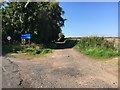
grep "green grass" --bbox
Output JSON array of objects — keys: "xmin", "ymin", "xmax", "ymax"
[
  {"xmin": 2, "ymin": 43, "xmax": 53, "ymax": 57},
  {"xmin": 74, "ymin": 46, "xmax": 118, "ymax": 59},
  {"xmin": 74, "ymin": 37, "xmax": 119, "ymax": 59}
]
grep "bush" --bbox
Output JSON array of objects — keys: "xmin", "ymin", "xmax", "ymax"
[
  {"xmin": 41, "ymin": 49, "xmax": 52, "ymax": 54},
  {"xmin": 74, "ymin": 36, "xmax": 119, "ymax": 59},
  {"xmin": 2, "ymin": 43, "xmax": 52, "ymax": 56},
  {"xmin": 35, "ymin": 50, "xmax": 41, "ymax": 54},
  {"xmin": 76, "ymin": 37, "xmax": 115, "ymax": 49},
  {"xmin": 30, "ymin": 43, "xmax": 44, "ymax": 49},
  {"xmin": 58, "ymin": 32, "xmax": 65, "ymax": 42}
]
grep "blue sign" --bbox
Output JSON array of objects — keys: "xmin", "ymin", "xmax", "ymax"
[{"xmin": 21, "ymin": 34, "xmax": 31, "ymax": 39}]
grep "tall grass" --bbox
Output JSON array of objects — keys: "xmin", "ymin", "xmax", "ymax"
[{"xmin": 74, "ymin": 37, "xmax": 119, "ymax": 59}]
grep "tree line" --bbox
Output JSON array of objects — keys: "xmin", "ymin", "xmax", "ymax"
[{"xmin": 2, "ymin": 1, "xmax": 66, "ymax": 44}]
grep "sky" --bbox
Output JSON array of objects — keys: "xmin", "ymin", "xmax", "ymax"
[{"xmin": 59, "ymin": 2, "xmax": 118, "ymax": 37}]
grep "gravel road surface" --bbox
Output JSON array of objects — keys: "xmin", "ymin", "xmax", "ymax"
[
  {"xmin": 2, "ymin": 56, "xmax": 23, "ymax": 88},
  {"xmin": 3, "ymin": 48, "xmax": 118, "ymax": 88}
]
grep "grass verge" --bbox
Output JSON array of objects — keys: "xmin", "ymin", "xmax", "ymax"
[{"xmin": 2, "ymin": 43, "xmax": 53, "ymax": 57}]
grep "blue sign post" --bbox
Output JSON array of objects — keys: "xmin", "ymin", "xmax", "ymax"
[{"xmin": 21, "ymin": 34, "xmax": 31, "ymax": 44}]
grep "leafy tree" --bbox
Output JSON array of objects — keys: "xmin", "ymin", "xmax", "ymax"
[{"xmin": 2, "ymin": 1, "xmax": 66, "ymax": 44}]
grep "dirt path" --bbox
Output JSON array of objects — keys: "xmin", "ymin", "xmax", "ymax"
[{"xmin": 5, "ymin": 48, "xmax": 118, "ymax": 88}]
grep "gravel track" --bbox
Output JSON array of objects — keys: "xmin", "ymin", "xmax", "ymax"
[
  {"xmin": 2, "ymin": 56, "xmax": 23, "ymax": 88},
  {"xmin": 4, "ymin": 48, "xmax": 118, "ymax": 88}
]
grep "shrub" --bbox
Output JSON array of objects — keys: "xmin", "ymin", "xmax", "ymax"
[
  {"xmin": 41, "ymin": 49, "xmax": 52, "ymax": 54},
  {"xmin": 2, "ymin": 43, "xmax": 52, "ymax": 56},
  {"xmin": 74, "ymin": 36, "xmax": 119, "ymax": 59},
  {"xmin": 35, "ymin": 50, "xmax": 41, "ymax": 54},
  {"xmin": 58, "ymin": 32, "xmax": 65, "ymax": 42}
]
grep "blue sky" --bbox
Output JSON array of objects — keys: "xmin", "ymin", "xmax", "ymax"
[{"xmin": 59, "ymin": 2, "xmax": 118, "ymax": 37}]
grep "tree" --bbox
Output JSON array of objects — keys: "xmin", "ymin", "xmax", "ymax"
[{"xmin": 2, "ymin": 2, "xmax": 66, "ymax": 44}]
